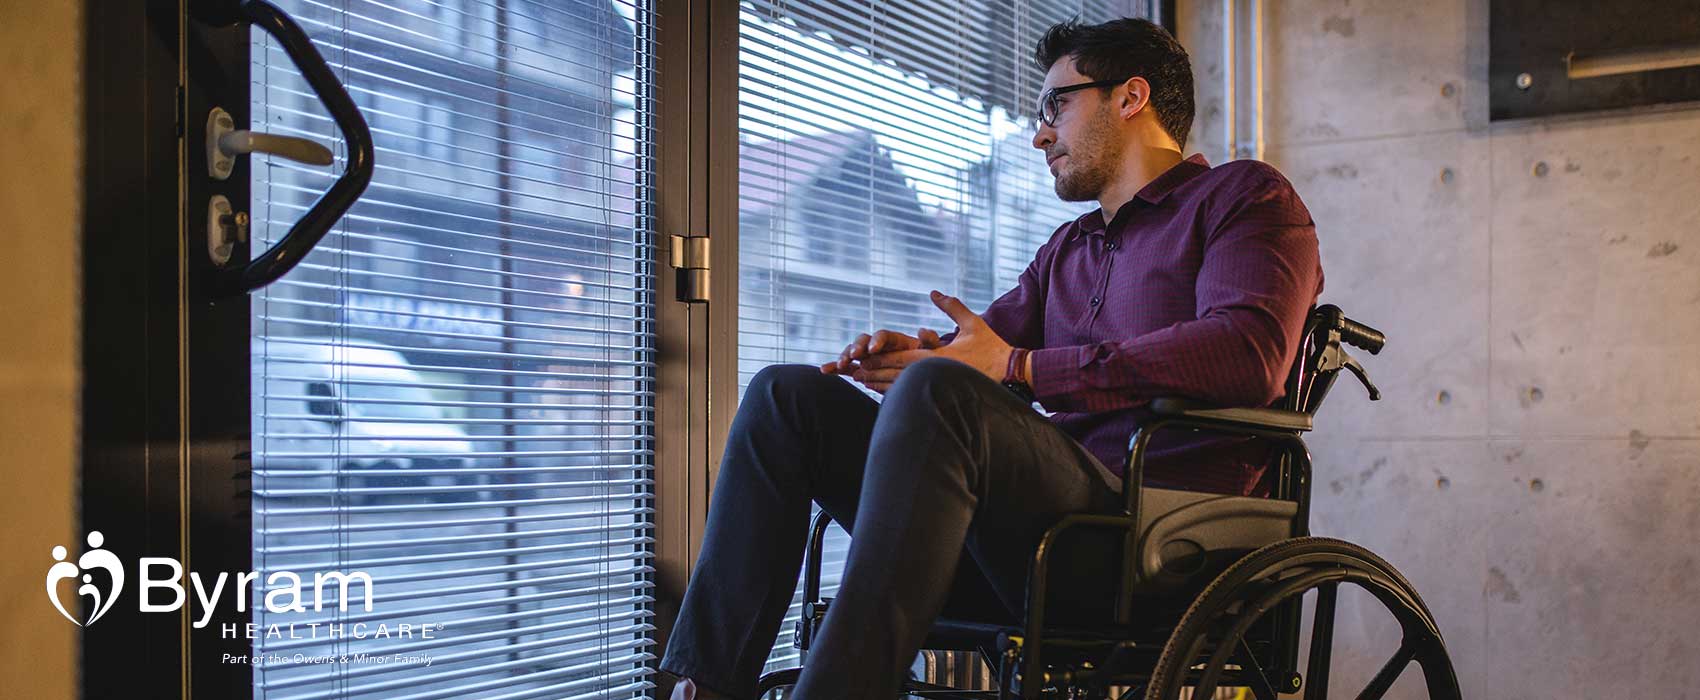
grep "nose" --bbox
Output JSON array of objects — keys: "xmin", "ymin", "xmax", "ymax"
[{"xmin": 1032, "ymin": 123, "xmax": 1054, "ymax": 150}]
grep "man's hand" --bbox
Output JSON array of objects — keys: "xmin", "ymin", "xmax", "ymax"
[
  {"xmin": 819, "ymin": 328, "xmax": 945, "ymax": 377},
  {"xmin": 850, "ymin": 290, "xmax": 1013, "ymax": 393}
]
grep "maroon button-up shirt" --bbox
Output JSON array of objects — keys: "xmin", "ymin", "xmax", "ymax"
[{"xmin": 971, "ymin": 154, "xmax": 1322, "ymax": 495}]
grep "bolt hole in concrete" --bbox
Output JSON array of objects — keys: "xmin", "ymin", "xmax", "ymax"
[
  {"xmin": 1436, "ymin": 389, "xmax": 1452, "ymax": 405},
  {"xmin": 1527, "ymin": 386, "xmax": 1544, "ymax": 403},
  {"xmin": 1532, "ymin": 161, "xmax": 1549, "ymax": 177},
  {"xmin": 1529, "ymin": 479, "xmax": 1545, "ymax": 493},
  {"xmin": 1441, "ymin": 81, "xmax": 1456, "ymax": 97},
  {"xmin": 1439, "ymin": 168, "xmax": 1454, "ymax": 184},
  {"xmin": 1437, "ymin": 477, "xmax": 1451, "ymax": 490}
]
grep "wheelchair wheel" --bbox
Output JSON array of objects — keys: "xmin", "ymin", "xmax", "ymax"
[
  {"xmin": 1144, "ymin": 537, "xmax": 1461, "ymax": 700},
  {"xmin": 755, "ymin": 668, "xmax": 800, "ymax": 699}
]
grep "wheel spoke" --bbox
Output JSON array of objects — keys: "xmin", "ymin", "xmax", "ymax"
[
  {"xmin": 1305, "ymin": 583, "xmax": 1338, "ymax": 700},
  {"xmin": 1236, "ymin": 638, "xmax": 1280, "ymax": 700},
  {"xmin": 1353, "ymin": 640, "xmax": 1418, "ymax": 700}
]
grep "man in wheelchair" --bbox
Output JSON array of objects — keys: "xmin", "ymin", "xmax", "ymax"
[{"xmin": 661, "ymin": 18, "xmax": 1454, "ymax": 700}]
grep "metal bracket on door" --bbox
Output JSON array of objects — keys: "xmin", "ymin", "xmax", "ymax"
[{"xmin": 669, "ymin": 235, "xmax": 710, "ymax": 303}]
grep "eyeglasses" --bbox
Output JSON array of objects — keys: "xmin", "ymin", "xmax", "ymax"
[{"xmin": 1033, "ymin": 79, "xmax": 1128, "ymax": 130}]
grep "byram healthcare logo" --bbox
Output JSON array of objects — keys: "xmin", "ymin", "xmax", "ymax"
[
  {"xmin": 46, "ymin": 531, "xmax": 377, "ymax": 629},
  {"xmin": 46, "ymin": 531, "xmax": 124, "ymax": 626}
]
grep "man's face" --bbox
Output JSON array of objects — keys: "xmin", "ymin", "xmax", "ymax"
[{"xmin": 1032, "ymin": 58, "xmax": 1124, "ymax": 202}]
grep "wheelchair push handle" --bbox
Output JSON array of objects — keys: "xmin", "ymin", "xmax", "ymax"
[
  {"xmin": 1339, "ymin": 317, "xmax": 1385, "ymax": 354},
  {"xmin": 1317, "ymin": 304, "xmax": 1385, "ymax": 355}
]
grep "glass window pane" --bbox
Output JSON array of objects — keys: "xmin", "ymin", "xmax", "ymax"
[
  {"xmin": 250, "ymin": 2, "xmax": 658, "ymax": 697},
  {"xmin": 736, "ymin": 0, "xmax": 1128, "ymax": 673}
]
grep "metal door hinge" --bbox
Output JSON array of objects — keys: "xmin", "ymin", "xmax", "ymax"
[{"xmin": 669, "ymin": 234, "xmax": 710, "ymax": 303}]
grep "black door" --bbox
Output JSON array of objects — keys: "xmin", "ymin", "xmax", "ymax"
[{"xmin": 83, "ymin": 2, "xmax": 372, "ymax": 697}]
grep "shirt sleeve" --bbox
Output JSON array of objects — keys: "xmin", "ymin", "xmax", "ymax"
[
  {"xmin": 1027, "ymin": 174, "xmax": 1322, "ymax": 412},
  {"xmin": 938, "ymin": 223, "xmax": 1067, "ymax": 349}
]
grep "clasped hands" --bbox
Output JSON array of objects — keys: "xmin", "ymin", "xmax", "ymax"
[{"xmin": 819, "ymin": 290, "xmax": 1014, "ymax": 394}]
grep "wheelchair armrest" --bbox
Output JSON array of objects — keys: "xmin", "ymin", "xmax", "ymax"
[
  {"xmin": 1148, "ymin": 398, "xmax": 1313, "ymax": 433},
  {"xmin": 802, "ymin": 510, "xmax": 837, "ymax": 603}
]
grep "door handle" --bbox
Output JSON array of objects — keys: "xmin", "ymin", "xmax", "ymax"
[
  {"xmin": 210, "ymin": 0, "xmax": 374, "ymax": 297},
  {"xmin": 207, "ymin": 106, "xmax": 333, "ymax": 180}
]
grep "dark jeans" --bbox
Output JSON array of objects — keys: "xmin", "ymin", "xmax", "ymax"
[{"xmin": 659, "ymin": 359, "xmax": 1122, "ymax": 700}]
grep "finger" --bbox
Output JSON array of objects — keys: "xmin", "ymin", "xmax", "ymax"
[
  {"xmin": 929, "ymin": 290, "xmax": 983, "ymax": 329},
  {"xmin": 868, "ymin": 329, "xmax": 917, "ymax": 354},
  {"xmin": 822, "ymin": 360, "xmax": 858, "ymax": 375},
  {"xmin": 837, "ymin": 340, "xmax": 864, "ymax": 372},
  {"xmin": 854, "ymin": 367, "xmax": 904, "ymax": 384},
  {"xmin": 861, "ymin": 349, "xmax": 889, "ymax": 370},
  {"xmin": 848, "ymin": 333, "xmax": 872, "ymax": 359},
  {"xmin": 917, "ymin": 327, "xmax": 942, "ymax": 349},
  {"xmin": 860, "ymin": 348, "xmax": 931, "ymax": 371},
  {"xmin": 868, "ymin": 330, "xmax": 890, "ymax": 354}
]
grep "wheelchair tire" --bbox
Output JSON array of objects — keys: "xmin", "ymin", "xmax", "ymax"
[
  {"xmin": 1144, "ymin": 537, "xmax": 1461, "ymax": 700},
  {"xmin": 755, "ymin": 668, "xmax": 800, "ymax": 699}
]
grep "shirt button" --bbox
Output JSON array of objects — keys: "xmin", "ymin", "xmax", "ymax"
[
  {"xmin": 1107, "ymin": 241, "xmax": 1119, "ymax": 250},
  {"xmin": 1089, "ymin": 297, "xmax": 1101, "ymax": 307}
]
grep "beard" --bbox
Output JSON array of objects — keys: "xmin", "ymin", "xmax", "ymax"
[
  {"xmin": 1054, "ymin": 156, "xmax": 1109, "ymax": 202},
  {"xmin": 1051, "ymin": 106, "xmax": 1122, "ymax": 202}
]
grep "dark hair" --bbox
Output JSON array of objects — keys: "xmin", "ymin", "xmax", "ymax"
[{"xmin": 1035, "ymin": 18, "xmax": 1194, "ymax": 150}]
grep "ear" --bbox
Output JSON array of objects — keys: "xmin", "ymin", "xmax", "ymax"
[{"xmin": 1118, "ymin": 76, "xmax": 1152, "ymax": 121}]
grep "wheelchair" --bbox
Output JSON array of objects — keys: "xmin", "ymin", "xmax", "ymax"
[{"xmin": 755, "ymin": 305, "xmax": 1463, "ymax": 700}]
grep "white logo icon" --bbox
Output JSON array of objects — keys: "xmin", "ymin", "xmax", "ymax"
[{"xmin": 45, "ymin": 531, "xmax": 126, "ymax": 626}]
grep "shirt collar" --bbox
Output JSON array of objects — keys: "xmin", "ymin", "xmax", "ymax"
[{"xmin": 1070, "ymin": 153, "xmax": 1212, "ymax": 238}]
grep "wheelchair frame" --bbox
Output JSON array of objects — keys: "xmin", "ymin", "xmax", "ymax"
[{"xmin": 757, "ymin": 306, "xmax": 1462, "ymax": 700}]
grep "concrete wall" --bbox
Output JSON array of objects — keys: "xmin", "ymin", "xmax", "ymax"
[
  {"xmin": 0, "ymin": 2, "xmax": 81, "ymax": 698},
  {"xmin": 1180, "ymin": 1, "xmax": 1700, "ymax": 697}
]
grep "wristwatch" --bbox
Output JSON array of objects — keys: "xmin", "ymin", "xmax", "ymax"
[{"xmin": 1003, "ymin": 348, "xmax": 1035, "ymax": 403}]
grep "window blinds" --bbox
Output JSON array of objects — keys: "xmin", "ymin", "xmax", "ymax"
[
  {"xmin": 736, "ymin": 0, "xmax": 1130, "ymax": 673},
  {"xmin": 249, "ymin": 1, "xmax": 656, "ymax": 698}
]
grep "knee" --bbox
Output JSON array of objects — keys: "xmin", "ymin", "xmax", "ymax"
[
  {"xmin": 886, "ymin": 357, "xmax": 987, "ymax": 407},
  {"xmin": 897, "ymin": 356, "xmax": 983, "ymax": 386},
  {"xmin": 743, "ymin": 363, "xmax": 845, "ymax": 413}
]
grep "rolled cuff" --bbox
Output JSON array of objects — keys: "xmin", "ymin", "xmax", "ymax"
[{"xmin": 1028, "ymin": 345, "xmax": 1090, "ymax": 410}]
